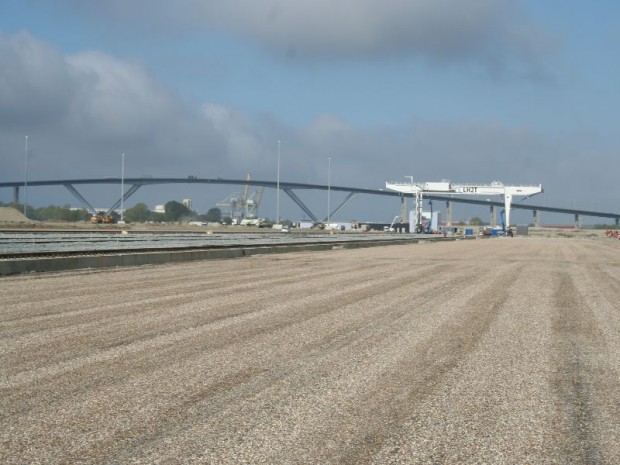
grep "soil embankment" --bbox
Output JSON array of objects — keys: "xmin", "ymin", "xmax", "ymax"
[{"xmin": 0, "ymin": 207, "xmax": 33, "ymax": 224}]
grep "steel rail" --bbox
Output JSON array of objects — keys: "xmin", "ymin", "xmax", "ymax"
[{"xmin": 0, "ymin": 237, "xmax": 422, "ymax": 261}]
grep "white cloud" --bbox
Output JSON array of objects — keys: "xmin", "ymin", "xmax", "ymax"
[
  {"xmin": 65, "ymin": 51, "xmax": 182, "ymax": 142},
  {"xmin": 0, "ymin": 31, "xmax": 220, "ymax": 178},
  {"xmin": 304, "ymin": 114, "xmax": 354, "ymax": 139},
  {"xmin": 0, "ymin": 31, "xmax": 73, "ymax": 127},
  {"xmin": 201, "ymin": 103, "xmax": 265, "ymax": 166},
  {"xmin": 62, "ymin": 0, "xmax": 558, "ymax": 74}
]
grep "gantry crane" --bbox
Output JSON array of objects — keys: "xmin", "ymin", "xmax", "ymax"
[
  {"xmin": 241, "ymin": 173, "xmax": 264, "ymax": 219},
  {"xmin": 385, "ymin": 179, "xmax": 543, "ymax": 230}
]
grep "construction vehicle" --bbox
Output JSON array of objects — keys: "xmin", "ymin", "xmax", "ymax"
[
  {"xmin": 90, "ymin": 211, "xmax": 116, "ymax": 224},
  {"xmin": 240, "ymin": 217, "xmax": 266, "ymax": 227},
  {"xmin": 480, "ymin": 210, "xmax": 513, "ymax": 236},
  {"xmin": 384, "ymin": 216, "xmax": 403, "ymax": 232}
]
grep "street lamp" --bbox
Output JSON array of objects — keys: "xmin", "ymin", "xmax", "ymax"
[
  {"xmin": 120, "ymin": 153, "xmax": 125, "ymax": 223},
  {"xmin": 276, "ymin": 140, "xmax": 281, "ymax": 224},
  {"xmin": 327, "ymin": 156, "xmax": 331, "ymax": 224},
  {"xmin": 23, "ymin": 135, "xmax": 28, "ymax": 216}
]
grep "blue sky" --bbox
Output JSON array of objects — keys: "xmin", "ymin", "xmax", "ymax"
[{"xmin": 1, "ymin": 1, "xmax": 619, "ymax": 223}]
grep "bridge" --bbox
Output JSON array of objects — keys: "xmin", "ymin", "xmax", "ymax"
[{"xmin": 2, "ymin": 177, "xmax": 619, "ymax": 227}]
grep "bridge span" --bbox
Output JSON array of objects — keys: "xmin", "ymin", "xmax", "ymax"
[{"xmin": 1, "ymin": 177, "xmax": 619, "ymax": 227}]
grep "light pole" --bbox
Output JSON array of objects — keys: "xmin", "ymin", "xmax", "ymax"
[
  {"xmin": 23, "ymin": 135, "xmax": 28, "ymax": 217},
  {"xmin": 120, "ymin": 153, "xmax": 125, "ymax": 223},
  {"xmin": 327, "ymin": 156, "xmax": 331, "ymax": 224},
  {"xmin": 276, "ymin": 140, "xmax": 281, "ymax": 224}
]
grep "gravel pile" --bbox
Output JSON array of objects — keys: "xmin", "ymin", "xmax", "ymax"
[
  {"xmin": 0, "ymin": 207, "xmax": 32, "ymax": 223},
  {"xmin": 1, "ymin": 237, "xmax": 619, "ymax": 464}
]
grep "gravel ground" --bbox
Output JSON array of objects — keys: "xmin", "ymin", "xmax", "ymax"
[
  {"xmin": 0, "ymin": 207, "xmax": 31, "ymax": 224},
  {"xmin": 1, "ymin": 237, "xmax": 619, "ymax": 464}
]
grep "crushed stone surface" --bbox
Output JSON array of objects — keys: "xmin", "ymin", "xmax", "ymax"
[{"xmin": 1, "ymin": 237, "xmax": 619, "ymax": 464}]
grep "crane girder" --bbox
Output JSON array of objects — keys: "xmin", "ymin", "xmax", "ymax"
[{"xmin": 386, "ymin": 180, "xmax": 543, "ymax": 229}]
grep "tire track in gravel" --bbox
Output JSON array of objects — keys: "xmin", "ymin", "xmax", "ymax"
[
  {"xmin": 0, "ymin": 249, "xmax": 349, "ymax": 313},
  {"xmin": 0, "ymin": 260, "xmax": 464, "ymax": 416},
  {"xmin": 0, "ymin": 259, "xmax": 484, "ymax": 462},
  {"xmin": 0, "ymin": 247, "xmax": 490, "ymax": 454},
  {"xmin": 334, "ymin": 263, "xmax": 521, "ymax": 464},
  {"xmin": 551, "ymin": 271, "xmax": 607, "ymax": 464},
  {"xmin": 155, "ymin": 262, "xmax": 521, "ymax": 465},
  {"xmin": 1, "ymin": 248, "xmax": 442, "ymax": 348},
  {"xmin": 11, "ymin": 240, "xmax": 616, "ymax": 464},
  {"xmin": 1, "ymin": 255, "xmax": 405, "ymax": 368},
  {"xmin": 0, "ymin": 254, "xmax": 391, "ymax": 326},
  {"xmin": 3, "ymin": 259, "xmax": 456, "ymax": 387},
  {"xmin": 298, "ymin": 263, "xmax": 481, "ymax": 355},
  {"xmin": 553, "ymin": 255, "xmax": 620, "ymax": 465},
  {"xmin": 39, "ymin": 263, "xmax": 499, "ymax": 464}
]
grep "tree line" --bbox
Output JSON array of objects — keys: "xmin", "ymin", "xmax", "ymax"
[
  {"xmin": 121, "ymin": 201, "xmax": 223, "ymax": 223},
  {"xmin": 0, "ymin": 201, "xmax": 223, "ymax": 224}
]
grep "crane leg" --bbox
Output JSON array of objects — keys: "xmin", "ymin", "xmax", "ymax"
[{"xmin": 504, "ymin": 194, "xmax": 512, "ymax": 230}]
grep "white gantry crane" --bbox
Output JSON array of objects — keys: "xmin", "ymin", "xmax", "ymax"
[{"xmin": 385, "ymin": 179, "xmax": 543, "ymax": 230}]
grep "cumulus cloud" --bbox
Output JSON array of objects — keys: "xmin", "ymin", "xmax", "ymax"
[
  {"xmin": 65, "ymin": 51, "xmax": 179, "ymax": 141},
  {"xmin": 0, "ymin": 31, "xmax": 73, "ymax": 127},
  {"xmin": 201, "ymin": 103, "xmax": 266, "ymax": 167},
  {"xmin": 0, "ymin": 31, "xmax": 221, "ymax": 178},
  {"xmin": 0, "ymin": 31, "xmax": 178, "ymax": 140},
  {"xmin": 62, "ymin": 0, "xmax": 558, "ymax": 76}
]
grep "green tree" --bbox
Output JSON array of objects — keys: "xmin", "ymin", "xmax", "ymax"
[
  {"xmin": 150, "ymin": 212, "xmax": 166, "ymax": 223},
  {"xmin": 201, "ymin": 208, "xmax": 222, "ymax": 223},
  {"xmin": 469, "ymin": 216, "xmax": 484, "ymax": 226},
  {"xmin": 164, "ymin": 200, "xmax": 193, "ymax": 222},
  {"xmin": 124, "ymin": 203, "xmax": 151, "ymax": 223},
  {"xmin": 31, "ymin": 205, "xmax": 89, "ymax": 222}
]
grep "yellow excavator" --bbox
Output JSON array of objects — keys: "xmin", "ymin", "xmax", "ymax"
[{"xmin": 90, "ymin": 211, "xmax": 115, "ymax": 224}]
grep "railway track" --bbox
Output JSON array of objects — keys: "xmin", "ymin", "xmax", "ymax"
[
  {"xmin": 0, "ymin": 235, "xmax": 431, "ymax": 276},
  {"xmin": 0, "ymin": 237, "xmax": 424, "ymax": 261},
  {"xmin": 0, "ymin": 243, "xmax": 275, "ymax": 261}
]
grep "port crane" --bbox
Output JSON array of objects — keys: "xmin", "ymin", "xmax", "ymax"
[
  {"xmin": 385, "ymin": 179, "xmax": 543, "ymax": 230},
  {"xmin": 217, "ymin": 173, "xmax": 266, "ymax": 225},
  {"xmin": 242, "ymin": 173, "xmax": 265, "ymax": 221}
]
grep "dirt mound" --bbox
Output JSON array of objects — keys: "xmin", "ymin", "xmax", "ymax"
[{"xmin": 0, "ymin": 206, "xmax": 34, "ymax": 223}]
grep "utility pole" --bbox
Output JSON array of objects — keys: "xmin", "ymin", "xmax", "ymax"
[
  {"xmin": 276, "ymin": 140, "xmax": 281, "ymax": 224},
  {"xmin": 327, "ymin": 156, "xmax": 331, "ymax": 224},
  {"xmin": 120, "ymin": 153, "xmax": 125, "ymax": 223},
  {"xmin": 23, "ymin": 135, "xmax": 28, "ymax": 217}
]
